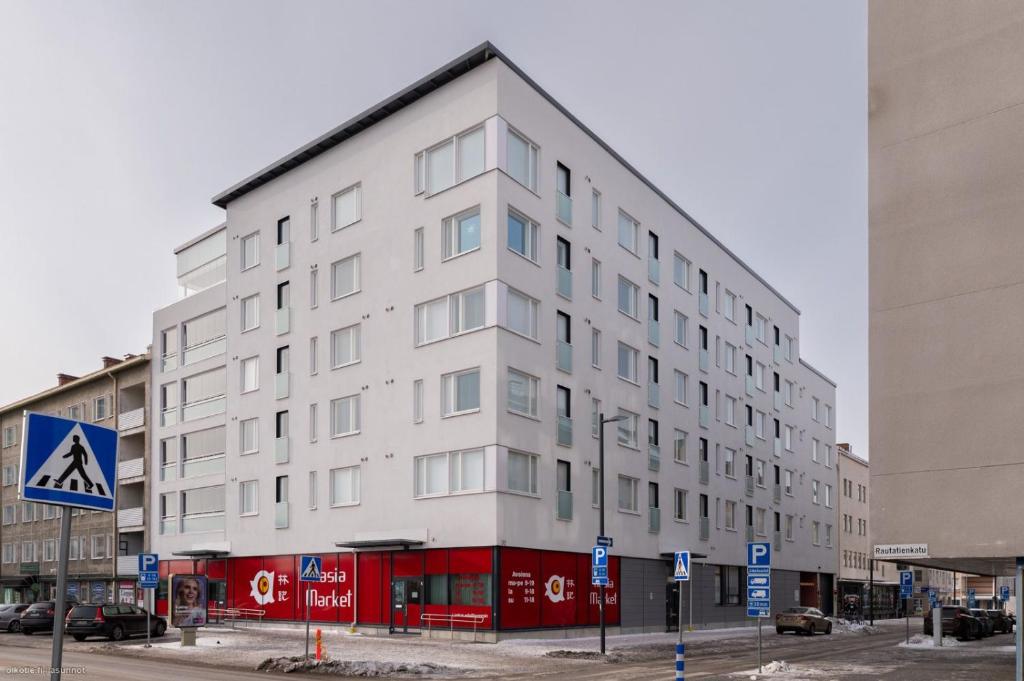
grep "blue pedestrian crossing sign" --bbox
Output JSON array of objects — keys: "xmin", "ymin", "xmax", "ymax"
[
  {"xmin": 674, "ymin": 551, "xmax": 690, "ymax": 582},
  {"xmin": 300, "ymin": 555, "xmax": 323, "ymax": 582},
  {"xmin": 19, "ymin": 412, "xmax": 118, "ymax": 512}
]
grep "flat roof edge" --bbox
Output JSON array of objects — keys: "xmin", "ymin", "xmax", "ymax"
[
  {"xmin": 799, "ymin": 358, "xmax": 837, "ymax": 387},
  {"xmin": 174, "ymin": 222, "xmax": 227, "ymax": 254},
  {"xmin": 0, "ymin": 354, "xmax": 151, "ymax": 415}
]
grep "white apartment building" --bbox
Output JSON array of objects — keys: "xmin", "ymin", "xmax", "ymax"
[{"xmin": 150, "ymin": 43, "xmax": 837, "ymax": 635}]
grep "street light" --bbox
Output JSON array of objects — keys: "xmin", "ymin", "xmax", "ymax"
[{"xmin": 597, "ymin": 412, "xmax": 627, "ymax": 656}]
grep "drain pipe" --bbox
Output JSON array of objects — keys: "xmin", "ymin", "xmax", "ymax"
[
  {"xmin": 107, "ymin": 370, "xmax": 118, "ymax": 594},
  {"xmin": 351, "ymin": 550, "xmax": 358, "ymax": 631}
]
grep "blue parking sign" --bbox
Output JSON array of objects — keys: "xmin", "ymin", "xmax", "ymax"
[
  {"xmin": 592, "ymin": 546, "xmax": 609, "ymax": 586},
  {"xmin": 138, "ymin": 553, "xmax": 159, "ymax": 589},
  {"xmin": 899, "ymin": 570, "xmax": 913, "ymax": 598}
]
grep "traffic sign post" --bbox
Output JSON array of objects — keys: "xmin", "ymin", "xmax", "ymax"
[
  {"xmin": 139, "ymin": 554, "xmax": 159, "ymax": 648},
  {"xmin": 967, "ymin": 588, "xmax": 976, "ymax": 609},
  {"xmin": 673, "ymin": 551, "xmax": 690, "ymax": 646},
  {"xmin": 19, "ymin": 412, "xmax": 118, "ymax": 681},
  {"xmin": 592, "ymin": 546, "xmax": 609, "ymax": 586},
  {"xmin": 900, "ymin": 571, "xmax": 913, "ymax": 644},
  {"xmin": 300, "ymin": 556, "xmax": 322, "ymax": 658},
  {"xmin": 1000, "ymin": 585, "xmax": 1010, "ymax": 603},
  {"xmin": 747, "ymin": 542, "xmax": 771, "ymax": 674}
]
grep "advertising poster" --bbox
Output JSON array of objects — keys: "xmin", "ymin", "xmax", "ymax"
[{"xmin": 170, "ymin": 574, "xmax": 208, "ymax": 628}]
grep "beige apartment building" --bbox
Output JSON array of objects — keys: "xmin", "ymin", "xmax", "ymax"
[
  {"xmin": 870, "ymin": 1, "xmax": 1024, "ymax": 582},
  {"xmin": 0, "ymin": 354, "xmax": 150, "ymax": 604}
]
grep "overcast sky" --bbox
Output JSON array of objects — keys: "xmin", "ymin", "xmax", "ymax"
[{"xmin": 0, "ymin": 1, "xmax": 867, "ymax": 454}]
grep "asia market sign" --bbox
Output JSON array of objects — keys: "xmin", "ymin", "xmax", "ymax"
[
  {"xmin": 873, "ymin": 544, "xmax": 928, "ymax": 560},
  {"xmin": 249, "ymin": 565, "xmax": 352, "ymax": 609}
]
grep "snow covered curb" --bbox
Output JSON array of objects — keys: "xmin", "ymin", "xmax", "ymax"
[
  {"xmin": 899, "ymin": 634, "xmax": 965, "ymax": 648},
  {"xmin": 256, "ymin": 656, "xmax": 460, "ymax": 676}
]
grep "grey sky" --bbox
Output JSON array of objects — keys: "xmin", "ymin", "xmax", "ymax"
[{"xmin": 0, "ymin": 1, "xmax": 867, "ymax": 454}]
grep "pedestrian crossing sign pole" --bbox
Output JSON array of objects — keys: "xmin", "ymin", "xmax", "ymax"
[
  {"xmin": 300, "ymin": 555, "xmax": 323, "ymax": 658},
  {"xmin": 18, "ymin": 411, "xmax": 118, "ymax": 681}
]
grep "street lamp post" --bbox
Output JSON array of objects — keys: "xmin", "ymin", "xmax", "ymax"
[{"xmin": 598, "ymin": 412, "xmax": 626, "ymax": 656}]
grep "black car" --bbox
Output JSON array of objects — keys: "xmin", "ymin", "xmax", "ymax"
[
  {"xmin": 923, "ymin": 605, "xmax": 981, "ymax": 640},
  {"xmin": 970, "ymin": 609, "xmax": 995, "ymax": 637},
  {"xmin": 20, "ymin": 600, "xmax": 78, "ymax": 635},
  {"xmin": 985, "ymin": 609, "xmax": 1013, "ymax": 634},
  {"xmin": 65, "ymin": 603, "xmax": 166, "ymax": 641}
]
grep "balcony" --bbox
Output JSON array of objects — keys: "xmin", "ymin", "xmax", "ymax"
[
  {"xmin": 276, "ymin": 307, "xmax": 291, "ymax": 335},
  {"xmin": 699, "ymin": 349, "xmax": 709, "ymax": 372},
  {"xmin": 699, "ymin": 405, "xmax": 709, "ymax": 428},
  {"xmin": 276, "ymin": 242, "xmax": 290, "ymax": 270},
  {"xmin": 745, "ymin": 325, "xmax": 754, "ymax": 346},
  {"xmin": 746, "ymin": 426, "xmax": 755, "ymax": 446},
  {"xmin": 649, "ymin": 507, "xmax": 661, "ymax": 534},
  {"xmin": 556, "ymin": 340, "xmax": 572, "ymax": 373},
  {"xmin": 746, "ymin": 526, "xmax": 754, "ymax": 542},
  {"xmin": 774, "ymin": 438, "xmax": 782, "ymax": 457},
  {"xmin": 774, "ymin": 531, "xmax": 782, "ymax": 551},
  {"xmin": 774, "ymin": 345, "xmax": 783, "ymax": 364},
  {"xmin": 774, "ymin": 392, "xmax": 782, "ymax": 411},
  {"xmin": 648, "ymin": 318, "xmax": 660, "ymax": 347},
  {"xmin": 116, "ymin": 555, "xmax": 139, "ymax": 576},
  {"xmin": 773, "ymin": 484, "xmax": 782, "ymax": 503},
  {"xmin": 745, "ymin": 476, "xmax": 754, "ymax": 496},
  {"xmin": 275, "ymin": 501, "xmax": 289, "ymax": 529},
  {"xmin": 647, "ymin": 382, "xmax": 660, "ymax": 409},
  {"xmin": 745, "ymin": 375, "xmax": 754, "ymax": 396},
  {"xmin": 117, "ymin": 507, "xmax": 144, "ymax": 529},
  {"xmin": 699, "ymin": 460, "xmax": 709, "ymax": 485},
  {"xmin": 556, "ymin": 191, "xmax": 572, "ymax": 226},
  {"xmin": 117, "ymin": 458, "xmax": 144, "ymax": 481},
  {"xmin": 182, "ymin": 396, "xmax": 225, "ymax": 422},
  {"xmin": 161, "ymin": 353, "xmax": 178, "ymax": 373},
  {"xmin": 556, "ymin": 265, "xmax": 572, "ymax": 299},
  {"xmin": 699, "ymin": 292, "xmax": 709, "ymax": 316},
  {"xmin": 556, "ymin": 415, "xmax": 573, "ymax": 447},
  {"xmin": 699, "ymin": 517, "xmax": 710, "ymax": 540},
  {"xmin": 648, "ymin": 444, "xmax": 660, "ymax": 472},
  {"xmin": 118, "ymin": 407, "xmax": 145, "ymax": 431},
  {"xmin": 160, "ymin": 408, "xmax": 177, "ymax": 427},
  {"xmin": 648, "ymin": 258, "xmax": 660, "ymax": 285},
  {"xmin": 556, "ymin": 490, "xmax": 573, "ymax": 521},
  {"xmin": 275, "ymin": 436, "xmax": 289, "ymax": 463},
  {"xmin": 275, "ymin": 372, "xmax": 290, "ymax": 400},
  {"xmin": 183, "ymin": 337, "xmax": 226, "ymax": 366},
  {"xmin": 182, "ymin": 454, "xmax": 224, "ymax": 478}
]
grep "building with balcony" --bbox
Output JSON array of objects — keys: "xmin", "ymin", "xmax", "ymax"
[
  {"xmin": 150, "ymin": 42, "xmax": 837, "ymax": 635},
  {"xmin": 0, "ymin": 354, "xmax": 150, "ymax": 605}
]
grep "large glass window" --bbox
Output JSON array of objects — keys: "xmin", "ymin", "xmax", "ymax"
[
  {"xmin": 617, "ymin": 342, "xmax": 639, "ymax": 383},
  {"xmin": 415, "ymin": 287, "xmax": 486, "ymax": 345},
  {"xmin": 507, "ymin": 450, "xmax": 538, "ymax": 494},
  {"xmin": 507, "ymin": 368, "xmax": 539, "ymax": 418},
  {"xmin": 330, "ymin": 324, "xmax": 361, "ymax": 368},
  {"xmin": 616, "ymin": 408, "xmax": 639, "ymax": 448},
  {"xmin": 617, "ymin": 475, "xmax": 638, "ymax": 512},
  {"xmin": 617, "ymin": 210, "xmax": 639, "ymax": 254},
  {"xmin": 181, "ymin": 426, "xmax": 226, "ymax": 478},
  {"xmin": 180, "ymin": 485, "xmax": 225, "ymax": 533},
  {"xmin": 507, "ymin": 208, "xmax": 538, "ymax": 262},
  {"xmin": 330, "ymin": 395, "xmax": 360, "ymax": 436},
  {"xmin": 239, "ymin": 480, "xmax": 258, "ymax": 516},
  {"xmin": 418, "ymin": 126, "xmax": 486, "ymax": 195},
  {"xmin": 442, "ymin": 368, "xmax": 480, "ymax": 416},
  {"xmin": 415, "ymin": 453, "xmax": 448, "ymax": 497},
  {"xmin": 330, "ymin": 254, "xmax": 360, "ymax": 299},
  {"xmin": 443, "ymin": 208, "xmax": 481, "ymax": 259},
  {"xmin": 241, "ymin": 232, "xmax": 259, "ymax": 270},
  {"xmin": 617, "ymin": 276, "xmax": 639, "ymax": 318},
  {"xmin": 506, "ymin": 288, "xmax": 539, "ymax": 339},
  {"xmin": 506, "ymin": 128, "xmax": 538, "ymax": 191},
  {"xmin": 329, "ymin": 466, "xmax": 360, "ymax": 506},
  {"xmin": 332, "ymin": 184, "xmax": 361, "ymax": 231}
]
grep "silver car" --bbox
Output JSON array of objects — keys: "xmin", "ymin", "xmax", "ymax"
[{"xmin": 0, "ymin": 604, "xmax": 30, "ymax": 632}]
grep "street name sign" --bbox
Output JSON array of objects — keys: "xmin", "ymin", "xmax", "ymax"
[{"xmin": 873, "ymin": 544, "xmax": 928, "ymax": 560}]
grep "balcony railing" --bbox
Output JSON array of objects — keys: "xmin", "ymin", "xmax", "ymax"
[
  {"xmin": 774, "ymin": 392, "xmax": 782, "ymax": 411},
  {"xmin": 557, "ymin": 265, "xmax": 572, "ymax": 299},
  {"xmin": 699, "ymin": 349, "xmax": 709, "ymax": 372},
  {"xmin": 118, "ymin": 407, "xmax": 145, "ymax": 431},
  {"xmin": 647, "ymin": 382, "xmax": 660, "ymax": 409},
  {"xmin": 774, "ymin": 438, "xmax": 782, "ymax": 457},
  {"xmin": 745, "ymin": 375, "xmax": 754, "ymax": 396},
  {"xmin": 117, "ymin": 458, "xmax": 144, "ymax": 481},
  {"xmin": 182, "ymin": 454, "xmax": 224, "ymax": 478},
  {"xmin": 774, "ymin": 345, "xmax": 783, "ymax": 364},
  {"xmin": 275, "ymin": 372, "xmax": 290, "ymax": 400},
  {"xmin": 116, "ymin": 555, "xmax": 139, "ymax": 576},
  {"xmin": 745, "ymin": 325, "xmax": 754, "ymax": 346},
  {"xmin": 553, "ymin": 341, "xmax": 574, "ymax": 376},
  {"xmin": 275, "ymin": 501, "xmax": 289, "ymax": 529},
  {"xmin": 276, "ymin": 242, "xmax": 290, "ymax": 270},
  {"xmin": 699, "ymin": 405, "xmax": 709, "ymax": 428},
  {"xmin": 648, "ymin": 444, "xmax": 660, "ymax": 472},
  {"xmin": 699, "ymin": 292, "xmax": 709, "ymax": 316},
  {"xmin": 557, "ymin": 490, "xmax": 573, "ymax": 521},
  {"xmin": 117, "ymin": 506, "xmax": 144, "ymax": 528},
  {"xmin": 774, "ymin": 531, "xmax": 782, "ymax": 551},
  {"xmin": 746, "ymin": 426, "xmax": 755, "ymax": 446},
  {"xmin": 276, "ymin": 307, "xmax": 291, "ymax": 335},
  {"xmin": 182, "ymin": 396, "xmax": 225, "ymax": 422},
  {"xmin": 745, "ymin": 476, "xmax": 754, "ymax": 496},
  {"xmin": 746, "ymin": 526, "xmax": 755, "ymax": 542},
  {"xmin": 556, "ymin": 415, "xmax": 573, "ymax": 447},
  {"xmin": 699, "ymin": 460, "xmax": 709, "ymax": 484},
  {"xmin": 648, "ymin": 318, "xmax": 660, "ymax": 347},
  {"xmin": 649, "ymin": 507, "xmax": 661, "ymax": 534},
  {"xmin": 556, "ymin": 191, "xmax": 572, "ymax": 225},
  {"xmin": 699, "ymin": 517, "xmax": 710, "ymax": 540},
  {"xmin": 773, "ymin": 484, "xmax": 782, "ymax": 503},
  {"xmin": 183, "ymin": 337, "xmax": 226, "ymax": 365},
  {"xmin": 648, "ymin": 258, "xmax": 660, "ymax": 285},
  {"xmin": 275, "ymin": 436, "xmax": 289, "ymax": 463},
  {"xmin": 161, "ymin": 353, "xmax": 178, "ymax": 372},
  {"xmin": 161, "ymin": 408, "xmax": 177, "ymax": 427}
]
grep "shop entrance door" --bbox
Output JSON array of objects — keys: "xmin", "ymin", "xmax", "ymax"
[{"xmin": 391, "ymin": 577, "xmax": 423, "ymax": 633}]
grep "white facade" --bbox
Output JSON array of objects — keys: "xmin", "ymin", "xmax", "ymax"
[{"xmin": 151, "ymin": 49, "xmax": 836, "ymax": 579}]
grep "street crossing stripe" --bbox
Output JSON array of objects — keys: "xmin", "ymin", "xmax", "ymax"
[{"xmin": 33, "ymin": 474, "xmax": 106, "ymax": 497}]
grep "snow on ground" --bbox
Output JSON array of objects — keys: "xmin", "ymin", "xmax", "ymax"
[
  {"xmin": 734, "ymin": 661, "xmax": 897, "ymax": 680},
  {"xmin": 827, "ymin": 618, "xmax": 879, "ymax": 635},
  {"xmin": 899, "ymin": 633, "xmax": 965, "ymax": 648}
]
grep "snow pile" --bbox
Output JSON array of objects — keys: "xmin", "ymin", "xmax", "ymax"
[
  {"xmin": 256, "ymin": 656, "xmax": 457, "ymax": 676},
  {"xmin": 828, "ymin": 618, "xmax": 877, "ymax": 634},
  {"xmin": 759, "ymin": 660, "xmax": 792, "ymax": 673},
  {"xmin": 899, "ymin": 634, "xmax": 964, "ymax": 648}
]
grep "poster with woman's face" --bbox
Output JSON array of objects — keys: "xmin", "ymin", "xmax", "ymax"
[{"xmin": 170, "ymin": 574, "xmax": 207, "ymax": 628}]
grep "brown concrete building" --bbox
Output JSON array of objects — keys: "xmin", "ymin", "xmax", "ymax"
[
  {"xmin": 870, "ymin": 1, "xmax": 1024, "ymax": 579},
  {"xmin": 0, "ymin": 354, "xmax": 149, "ymax": 604}
]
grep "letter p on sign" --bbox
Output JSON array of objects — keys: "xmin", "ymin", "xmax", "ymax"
[{"xmin": 139, "ymin": 553, "xmax": 158, "ymax": 572}]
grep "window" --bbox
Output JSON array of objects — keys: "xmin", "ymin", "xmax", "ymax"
[
  {"xmin": 673, "ymin": 253, "xmax": 691, "ymax": 291},
  {"xmin": 591, "ymin": 328, "xmax": 601, "ymax": 368},
  {"xmin": 310, "ymin": 200, "xmax": 319, "ymax": 242},
  {"xmin": 755, "ymin": 314, "xmax": 767, "ymax": 343},
  {"xmin": 181, "ymin": 485, "xmax": 225, "ymax": 533},
  {"xmin": 785, "ymin": 425, "xmax": 794, "ymax": 451},
  {"xmin": 507, "ymin": 450, "xmax": 538, "ymax": 494},
  {"xmin": 724, "ymin": 396, "xmax": 736, "ymax": 426},
  {"xmin": 724, "ymin": 291, "xmax": 736, "ymax": 321},
  {"xmin": 785, "ymin": 514, "xmax": 794, "ymax": 541},
  {"xmin": 617, "ymin": 210, "xmax": 639, "ymax": 254},
  {"xmin": 442, "ymin": 368, "xmax": 480, "ymax": 416},
  {"xmin": 329, "ymin": 466, "xmax": 360, "ymax": 506},
  {"xmin": 414, "ymin": 227, "xmax": 425, "ymax": 271},
  {"xmin": 415, "ymin": 286, "xmax": 486, "ymax": 345},
  {"xmin": 724, "ymin": 501, "xmax": 736, "ymax": 530},
  {"xmin": 617, "ymin": 276, "xmax": 639, "ymax": 319},
  {"xmin": 310, "ymin": 268, "xmax": 319, "ymax": 309},
  {"xmin": 784, "ymin": 470, "xmax": 793, "ymax": 495},
  {"xmin": 673, "ymin": 488, "xmax": 687, "ymax": 521},
  {"xmin": 240, "ymin": 356, "xmax": 259, "ymax": 393},
  {"xmin": 181, "ymin": 426, "xmax": 226, "ymax": 477},
  {"xmin": 415, "ymin": 449, "xmax": 485, "ymax": 497},
  {"xmin": 240, "ymin": 418, "xmax": 259, "ymax": 455},
  {"xmin": 239, "ymin": 480, "xmax": 258, "ymax": 516},
  {"xmin": 507, "ymin": 208, "xmax": 538, "ymax": 262},
  {"xmin": 161, "ymin": 327, "xmax": 178, "ymax": 371},
  {"xmin": 308, "ymin": 471, "xmax": 318, "ymax": 510},
  {"xmin": 330, "ymin": 254, "xmax": 360, "ymax": 299},
  {"xmin": 556, "ymin": 161, "xmax": 571, "ymax": 196},
  {"xmin": 413, "ymin": 379, "xmax": 424, "ymax": 423},
  {"xmin": 617, "ymin": 475, "xmax": 639, "ymax": 512},
  {"xmin": 591, "ymin": 189, "xmax": 601, "ymax": 229},
  {"xmin": 330, "ymin": 324, "xmax": 361, "ymax": 368},
  {"xmin": 785, "ymin": 380, "xmax": 794, "ymax": 406},
  {"xmin": 506, "ymin": 127, "xmax": 538, "ymax": 191},
  {"xmin": 617, "ymin": 342, "xmax": 639, "ymax": 383},
  {"xmin": 181, "ymin": 367, "xmax": 226, "ymax": 420},
  {"xmin": 241, "ymin": 232, "xmax": 259, "ymax": 270},
  {"xmin": 755, "ymin": 362, "xmax": 766, "ymax": 391},
  {"xmin": 825, "ymin": 484, "xmax": 833, "ymax": 508},
  {"xmin": 673, "ymin": 429, "xmax": 687, "ymax": 463},
  {"xmin": 812, "ymin": 520, "xmax": 821, "ymax": 545},
  {"xmin": 159, "ymin": 492, "xmax": 177, "ymax": 535},
  {"xmin": 591, "ymin": 397, "xmax": 602, "ymax": 438},
  {"xmin": 329, "ymin": 395, "xmax": 360, "ymax": 436},
  {"xmin": 309, "ymin": 404, "xmax": 318, "ymax": 443},
  {"xmin": 674, "ymin": 370, "xmax": 689, "ymax": 405},
  {"xmin": 507, "ymin": 368, "xmax": 539, "ymax": 418},
  {"xmin": 309, "ymin": 336, "xmax": 318, "ymax": 375},
  {"xmin": 1, "ymin": 464, "xmax": 16, "ymax": 486},
  {"xmin": 812, "ymin": 438, "xmax": 820, "ymax": 463},
  {"xmin": 415, "ymin": 453, "xmax": 448, "ymax": 497},
  {"xmin": 715, "ymin": 566, "xmax": 741, "ymax": 605},
  {"xmin": 755, "ymin": 411, "xmax": 766, "ymax": 439},
  {"xmin": 443, "ymin": 207, "xmax": 481, "ymax": 259},
  {"xmin": 825, "ymin": 524, "xmax": 833, "ymax": 547},
  {"xmin": 756, "ymin": 508, "xmax": 767, "ymax": 535},
  {"xmin": 506, "ymin": 288, "xmax": 539, "ymax": 339},
  {"xmin": 616, "ymin": 409, "xmax": 639, "ymax": 448},
  {"xmin": 673, "ymin": 311, "xmax": 688, "ymax": 347},
  {"xmin": 724, "ymin": 448, "xmax": 736, "ymax": 477},
  {"xmin": 591, "ymin": 258, "xmax": 602, "ymax": 298},
  {"xmin": 824, "ymin": 444, "xmax": 833, "ymax": 468},
  {"xmin": 756, "ymin": 460, "xmax": 766, "ymax": 487},
  {"xmin": 812, "ymin": 479, "xmax": 820, "ymax": 504},
  {"xmin": 331, "ymin": 184, "xmax": 361, "ymax": 231},
  {"xmin": 825, "ymin": 404, "xmax": 833, "ymax": 428},
  {"xmin": 241, "ymin": 294, "xmax": 260, "ymax": 331},
  {"xmin": 276, "ymin": 216, "xmax": 290, "ymax": 247}
]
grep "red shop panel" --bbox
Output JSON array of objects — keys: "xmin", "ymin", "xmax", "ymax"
[
  {"xmin": 425, "ymin": 549, "xmax": 448, "ymax": 575},
  {"xmin": 298, "ymin": 553, "xmax": 344, "ymax": 623},
  {"xmin": 260, "ymin": 555, "xmax": 297, "ymax": 620},
  {"xmin": 167, "ymin": 560, "xmax": 194, "ymax": 577},
  {"xmin": 571, "ymin": 553, "xmax": 621, "ymax": 626},
  {"xmin": 539, "ymin": 551, "xmax": 579, "ymax": 627},
  {"xmin": 392, "ymin": 551, "xmax": 423, "ymax": 578},
  {"xmin": 357, "ymin": 552, "xmax": 384, "ymax": 624},
  {"xmin": 449, "ymin": 547, "xmax": 492, "ymax": 574},
  {"xmin": 207, "ymin": 559, "xmax": 226, "ymax": 580},
  {"xmin": 499, "ymin": 547, "xmax": 541, "ymax": 629},
  {"xmin": 230, "ymin": 556, "xmax": 264, "ymax": 611}
]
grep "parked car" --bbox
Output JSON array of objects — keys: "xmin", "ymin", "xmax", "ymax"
[
  {"xmin": 923, "ymin": 606, "xmax": 981, "ymax": 640},
  {"xmin": 65, "ymin": 603, "xmax": 166, "ymax": 642},
  {"xmin": 20, "ymin": 600, "xmax": 78, "ymax": 635},
  {"xmin": 986, "ymin": 610, "xmax": 1013, "ymax": 634},
  {"xmin": 968, "ymin": 608, "xmax": 996, "ymax": 636},
  {"xmin": 0, "ymin": 604, "xmax": 30, "ymax": 632},
  {"xmin": 775, "ymin": 607, "xmax": 832, "ymax": 635}
]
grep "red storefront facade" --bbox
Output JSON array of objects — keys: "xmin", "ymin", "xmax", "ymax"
[{"xmin": 156, "ymin": 546, "xmax": 620, "ymax": 632}]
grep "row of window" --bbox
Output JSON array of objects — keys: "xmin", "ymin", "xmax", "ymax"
[
  {"xmin": 1, "ymin": 396, "xmax": 113, "ymax": 448},
  {"xmin": 1, "ymin": 534, "xmax": 113, "ymax": 564},
  {"xmin": 842, "ymin": 478, "xmax": 867, "ymax": 502},
  {"xmin": 842, "ymin": 513, "xmax": 868, "ymax": 536}
]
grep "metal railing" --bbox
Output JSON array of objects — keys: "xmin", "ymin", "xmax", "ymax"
[
  {"xmin": 276, "ymin": 242, "xmax": 290, "ymax": 270},
  {"xmin": 773, "ymin": 484, "xmax": 781, "ymax": 503},
  {"xmin": 183, "ymin": 337, "xmax": 226, "ymax": 365},
  {"xmin": 699, "ymin": 349, "xmax": 709, "ymax": 372},
  {"xmin": 182, "ymin": 395, "xmax": 225, "ymax": 422},
  {"xmin": 649, "ymin": 507, "xmax": 661, "ymax": 533},
  {"xmin": 556, "ymin": 490, "xmax": 573, "ymax": 521},
  {"xmin": 556, "ymin": 415, "xmax": 573, "ymax": 447},
  {"xmin": 275, "ymin": 436, "xmax": 289, "ymax": 463},
  {"xmin": 117, "ymin": 506, "xmax": 144, "ymax": 528},
  {"xmin": 556, "ymin": 340, "xmax": 572, "ymax": 373},
  {"xmin": 745, "ymin": 476, "xmax": 754, "ymax": 496},
  {"xmin": 275, "ymin": 501, "xmax": 289, "ymax": 529},
  {"xmin": 648, "ymin": 445, "xmax": 660, "ymax": 472},
  {"xmin": 557, "ymin": 265, "xmax": 572, "ymax": 299},
  {"xmin": 699, "ymin": 292, "xmax": 709, "ymax": 316},
  {"xmin": 699, "ymin": 460, "xmax": 709, "ymax": 484},
  {"xmin": 117, "ymin": 458, "xmax": 144, "ymax": 480},
  {"xmin": 275, "ymin": 371, "xmax": 290, "ymax": 399},
  {"xmin": 209, "ymin": 607, "xmax": 266, "ymax": 629},
  {"xmin": 699, "ymin": 405, "xmax": 709, "ymax": 428},
  {"xmin": 118, "ymin": 407, "xmax": 145, "ymax": 431},
  {"xmin": 648, "ymin": 318, "xmax": 660, "ymax": 346},
  {"xmin": 556, "ymin": 191, "xmax": 572, "ymax": 225},
  {"xmin": 647, "ymin": 382, "xmax": 660, "ymax": 409},
  {"xmin": 648, "ymin": 258, "xmax": 660, "ymax": 285},
  {"xmin": 746, "ymin": 426, "xmax": 755, "ymax": 446},
  {"xmin": 746, "ymin": 526, "xmax": 754, "ymax": 542},
  {"xmin": 276, "ymin": 307, "xmax": 291, "ymax": 335},
  {"xmin": 699, "ymin": 517, "xmax": 710, "ymax": 540},
  {"xmin": 422, "ymin": 613, "xmax": 488, "ymax": 642}
]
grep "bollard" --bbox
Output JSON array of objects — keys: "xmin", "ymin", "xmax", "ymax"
[
  {"xmin": 675, "ymin": 642, "xmax": 684, "ymax": 680},
  {"xmin": 315, "ymin": 628, "xmax": 322, "ymax": 661}
]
